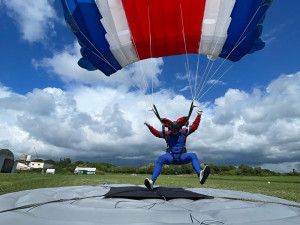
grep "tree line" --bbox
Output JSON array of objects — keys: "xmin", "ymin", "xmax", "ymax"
[{"xmin": 28, "ymin": 158, "xmax": 300, "ymax": 176}]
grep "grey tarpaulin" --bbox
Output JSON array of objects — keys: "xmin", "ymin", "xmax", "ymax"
[{"xmin": 0, "ymin": 184, "xmax": 299, "ymax": 224}]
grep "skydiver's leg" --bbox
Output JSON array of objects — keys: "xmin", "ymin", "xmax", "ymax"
[
  {"xmin": 151, "ymin": 153, "xmax": 174, "ymax": 183},
  {"xmin": 180, "ymin": 153, "xmax": 210, "ymax": 184},
  {"xmin": 179, "ymin": 153, "xmax": 201, "ymax": 176}
]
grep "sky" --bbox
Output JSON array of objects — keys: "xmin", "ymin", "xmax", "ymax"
[{"xmin": 0, "ymin": 0, "xmax": 299, "ymax": 173}]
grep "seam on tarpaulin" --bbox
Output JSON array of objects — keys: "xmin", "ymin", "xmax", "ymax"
[
  {"xmin": 0, "ymin": 195, "xmax": 105, "ymax": 214},
  {"xmin": 215, "ymin": 196, "xmax": 300, "ymax": 208}
]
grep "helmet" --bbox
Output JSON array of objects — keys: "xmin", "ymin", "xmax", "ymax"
[{"xmin": 170, "ymin": 121, "xmax": 180, "ymax": 130}]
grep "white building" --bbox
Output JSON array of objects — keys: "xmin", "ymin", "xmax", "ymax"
[
  {"xmin": 16, "ymin": 162, "xmax": 31, "ymax": 170},
  {"xmin": 74, "ymin": 167, "xmax": 96, "ymax": 175},
  {"xmin": 30, "ymin": 162, "xmax": 53, "ymax": 169},
  {"xmin": 46, "ymin": 169, "xmax": 55, "ymax": 174}
]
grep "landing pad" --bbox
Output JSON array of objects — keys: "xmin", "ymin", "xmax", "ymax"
[{"xmin": 0, "ymin": 184, "xmax": 299, "ymax": 225}]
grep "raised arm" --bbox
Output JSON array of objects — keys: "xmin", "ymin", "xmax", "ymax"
[
  {"xmin": 188, "ymin": 110, "xmax": 202, "ymax": 135},
  {"xmin": 144, "ymin": 122, "xmax": 164, "ymax": 138}
]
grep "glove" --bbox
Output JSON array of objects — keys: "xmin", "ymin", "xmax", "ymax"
[
  {"xmin": 197, "ymin": 110, "xmax": 203, "ymax": 115},
  {"xmin": 144, "ymin": 121, "xmax": 150, "ymax": 127}
]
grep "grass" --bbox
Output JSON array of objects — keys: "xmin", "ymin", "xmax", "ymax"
[{"xmin": 0, "ymin": 173, "xmax": 299, "ymax": 203}]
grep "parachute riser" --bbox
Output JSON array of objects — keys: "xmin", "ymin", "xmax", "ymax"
[
  {"xmin": 185, "ymin": 101, "xmax": 198, "ymax": 134},
  {"xmin": 151, "ymin": 101, "xmax": 197, "ymax": 128},
  {"xmin": 150, "ymin": 104, "xmax": 165, "ymax": 133}
]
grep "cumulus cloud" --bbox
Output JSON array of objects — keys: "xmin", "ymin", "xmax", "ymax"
[
  {"xmin": 32, "ymin": 41, "xmax": 164, "ymax": 94},
  {"xmin": 1, "ymin": 0, "xmax": 57, "ymax": 43},
  {"xmin": 191, "ymin": 73, "xmax": 300, "ymax": 169},
  {"xmin": 0, "ymin": 71, "xmax": 300, "ymax": 172}
]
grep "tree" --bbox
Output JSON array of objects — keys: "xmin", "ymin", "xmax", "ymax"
[
  {"xmin": 254, "ymin": 166, "xmax": 262, "ymax": 176},
  {"xmin": 75, "ymin": 161, "xmax": 84, "ymax": 165},
  {"xmin": 238, "ymin": 164, "xmax": 254, "ymax": 175},
  {"xmin": 32, "ymin": 158, "xmax": 44, "ymax": 162},
  {"xmin": 64, "ymin": 158, "xmax": 72, "ymax": 164},
  {"xmin": 44, "ymin": 159, "xmax": 55, "ymax": 165}
]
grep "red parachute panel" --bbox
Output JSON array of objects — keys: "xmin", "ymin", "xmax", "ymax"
[{"xmin": 121, "ymin": 0, "xmax": 206, "ymax": 60}]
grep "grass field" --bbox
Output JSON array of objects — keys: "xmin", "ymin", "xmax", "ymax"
[{"xmin": 0, "ymin": 173, "xmax": 299, "ymax": 203}]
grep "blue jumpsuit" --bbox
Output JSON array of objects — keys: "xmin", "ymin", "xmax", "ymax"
[{"xmin": 147, "ymin": 115, "xmax": 202, "ymax": 183}]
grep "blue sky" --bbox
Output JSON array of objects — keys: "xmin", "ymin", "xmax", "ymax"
[{"xmin": 0, "ymin": 0, "xmax": 300, "ymax": 173}]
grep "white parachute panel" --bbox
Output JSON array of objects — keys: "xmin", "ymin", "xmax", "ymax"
[
  {"xmin": 199, "ymin": 0, "xmax": 236, "ymax": 59},
  {"xmin": 96, "ymin": 0, "xmax": 139, "ymax": 68}
]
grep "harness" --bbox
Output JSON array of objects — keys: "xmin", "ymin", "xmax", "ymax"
[
  {"xmin": 165, "ymin": 129, "xmax": 188, "ymax": 164},
  {"xmin": 151, "ymin": 101, "xmax": 197, "ymax": 164}
]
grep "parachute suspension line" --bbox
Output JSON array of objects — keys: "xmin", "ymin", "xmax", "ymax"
[
  {"xmin": 197, "ymin": 29, "xmax": 229, "ymax": 99},
  {"xmin": 195, "ymin": 35, "xmax": 247, "ymax": 102},
  {"xmin": 194, "ymin": 52, "xmax": 211, "ymax": 102},
  {"xmin": 193, "ymin": 5, "xmax": 206, "ymax": 102},
  {"xmin": 65, "ymin": 1, "xmax": 152, "ymax": 114},
  {"xmin": 197, "ymin": 65, "xmax": 233, "ymax": 101},
  {"xmin": 196, "ymin": 58, "xmax": 213, "ymax": 101},
  {"xmin": 235, "ymin": 5, "xmax": 262, "ymax": 53},
  {"xmin": 69, "ymin": 3, "xmax": 154, "ymax": 112},
  {"xmin": 195, "ymin": 5, "xmax": 264, "ymax": 101},
  {"xmin": 63, "ymin": 0, "xmax": 118, "ymax": 71},
  {"xmin": 194, "ymin": 1, "xmax": 233, "ymax": 102},
  {"xmin": 147, "ymin": 0, "xmax": 153, "ymax": 59},
  {"xmin": 194, "ymin": 34, "xmax": 247, "ymax": 101},
  {"xmin": 179, "ymin": 1, "xmax": 195, "ymax": 100},
  {"xmin": 194, "ymin": 52, "xmax": 201, "ymax": 102},
  {"xmin": 122, "ymin": 1, "xmax": 150, "ymax": 98},
  {"xmin": 100, "ymin": 18, "xmax": 131, "ymax": 66},
  {"xmin": 113, "ymin": 0, "xmax": 153, "ymax": 111},
  {"xmin": 78, "ymin": 33, "xmax": 119, "ymax": 72},
  {"xmin": 128, "ymin": 21, "xmax": 151, "ymax": 101},
  {"xmin": 194, "ymin": 12, "xmax": 233, "ymax": 102},
  {"xmin": 99, "ymin": 16, "xmax": 151, "ymax": 111},
  {"xmin": 147, "ymin": 0, "xmax": 154, "ymax": 104},
  {"xmin": 100, "ymin": 18, "xmax": 140, "ymax": 88},
  {"xmin": 129, "ymin": 33, "xmax": 150, "ymax": 98}
]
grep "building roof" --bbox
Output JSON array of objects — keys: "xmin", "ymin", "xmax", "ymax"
[
  {"xmin": 74, "ymin": 167, "xmax": 96, "ymax": 172},
  {"xmin": 0, "ymin": 149, "xmax": 14, "ymax": 159}
]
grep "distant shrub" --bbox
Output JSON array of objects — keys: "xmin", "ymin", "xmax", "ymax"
[{"xmin": 96, "ymin": 170, "xmax": 105, "ymax": 175}]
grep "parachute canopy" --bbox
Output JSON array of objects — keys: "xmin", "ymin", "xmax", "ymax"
[{"xmin": 61, "ymin": 0, "xmax": 273, "ymax": 76}]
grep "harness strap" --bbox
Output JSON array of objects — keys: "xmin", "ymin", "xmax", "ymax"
[
  {"xmin": 178, "ymin": 147, "xmax": 187, "ymax": 164},
  {"xmin": 162, "ymin": 125, "xmax": 170, "ymax": 149},
  {"xmin": 166, "ymin": 131, "xmax": 188, "ymax": 164}
]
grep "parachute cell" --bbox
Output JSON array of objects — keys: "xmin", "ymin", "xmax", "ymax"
[{"xmin": 61, "ymin": 0, "xmax": 273, "ymax": 76}]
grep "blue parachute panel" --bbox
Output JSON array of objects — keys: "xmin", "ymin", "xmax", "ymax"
[
  {"xmin": 220, "ymin": 0, "xmax": 273, "ymax": 62},
  {"xmin": 61, "ymin": 0, "xmax": 121, "ymax": 76},
  {"xmin": 78, "ymin": 48, "xmax": 97, "ymax": 71},
  {"xmin": 64, "ymin": 0, "xmax": 76, "ymax": 13}
]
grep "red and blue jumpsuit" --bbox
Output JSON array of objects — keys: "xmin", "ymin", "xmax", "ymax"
[{"xmin": 146, "ymin": 114, "xmax": 202, "ymax": 183}]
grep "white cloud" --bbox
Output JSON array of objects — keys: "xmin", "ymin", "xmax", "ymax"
[
  {"xmin": 176, "ymin": 72, "xmax": 188, "ymax": 80},
  {"xmin": 33, "ymin": 41, "xmax": 164, "ymax": 94},
  {"xmin": 192, "ymin": 72, "xmax": 300, "ymax": 170},
  {"xmin": 179, "ymin": 86, "xmax": 190, "ymax": 92},
  {"xmin": 207, "ymin": 79, "xmax": 226, "ymax": 86},
  {"xmin": 262, "ymin": 23, "xmax": 285, "ymax": 46},
  {"xmin": 0, "ymin": 69, "xmax": 300, "ymax": 172},
  {"xmin": 2, "ymin": 0, "xmax": 57, "ymax": 43}
]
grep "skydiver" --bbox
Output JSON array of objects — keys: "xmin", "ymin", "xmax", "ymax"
[{"xmin": 144, "ymin": 110, "xmax": 210, "ymax": 190}]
